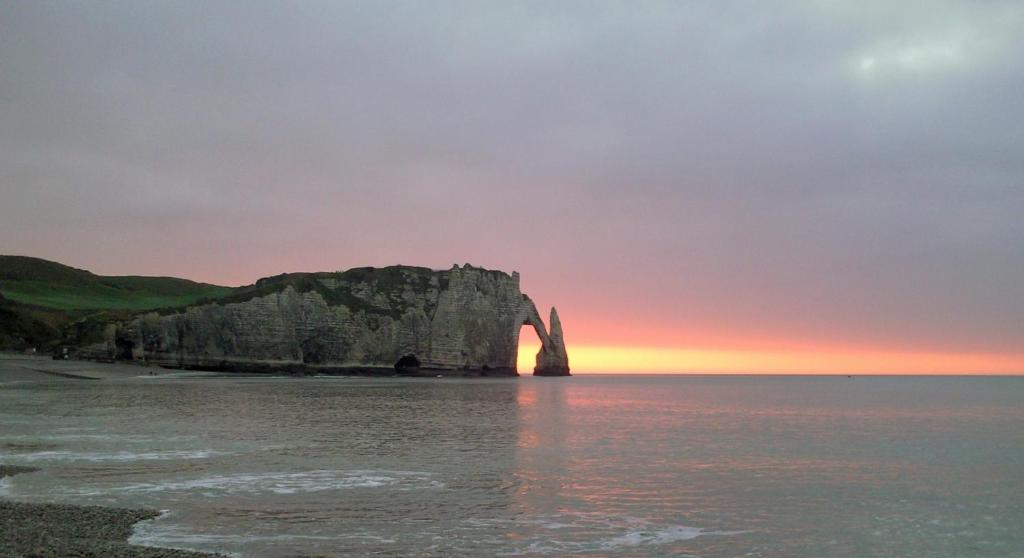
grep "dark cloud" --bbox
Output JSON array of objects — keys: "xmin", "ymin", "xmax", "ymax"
[{"xmin": 2, "ymin": 1, "xmax": 1022, "ymax": 354}]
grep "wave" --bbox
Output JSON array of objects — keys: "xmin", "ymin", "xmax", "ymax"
[
  {"xmin": 108, "ymin": 469, "xmax": 444, "ymax": 496},
  {"xmin": 473, "ymin": 514, "xmax": 748, "ymax": 555},
  {"xmin": 0, "ymin": 434, "xmax": 198, "ymax": 442},
  {"xmin": 0, "ymin": 449, "xmax": 226, "ymax": 463},
  {"xmin": 129, "ymin": 509, "xmax": 395, "ymax": 556},
  {"xmin": 600, "ymin": 525, "xmax": 747, "ymax": 549}
]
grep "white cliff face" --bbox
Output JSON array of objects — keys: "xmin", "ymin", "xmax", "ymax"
[{"xmin": 98, "ymin": 264, "xmax": 569, "ymax": 376}]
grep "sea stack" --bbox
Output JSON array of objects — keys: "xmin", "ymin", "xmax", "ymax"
[{"xmin": 534, "ymin": 307, "xmax": 571, "ymax": 376}]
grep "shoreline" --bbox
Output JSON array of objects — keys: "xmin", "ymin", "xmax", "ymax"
[
  {"xmin": 0, "ymin": 465, "xmax": 221, "ymax": 558},
  {"xmin": 0, "ymin": 353, "xmax": 528, "ymax": 379}
]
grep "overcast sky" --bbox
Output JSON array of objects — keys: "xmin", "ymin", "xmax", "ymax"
[{"xmin": 2, "ymin": 1, "xmax": 1022, "ymax": 356}]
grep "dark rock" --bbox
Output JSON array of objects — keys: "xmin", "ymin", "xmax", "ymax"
[{"xmin": 394, "ymin": 354, "xmax": 421, "ymax": 373}]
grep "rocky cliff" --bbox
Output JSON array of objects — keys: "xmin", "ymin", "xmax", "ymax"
[{"xmin": 77, "ymin": 264, "xmax": 569, "ymax": 376}]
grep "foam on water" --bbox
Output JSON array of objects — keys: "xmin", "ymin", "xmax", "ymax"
[
  {"xmin": 465, "ymin": 514, "xmax": 746, "ymax": 555},
  {"xmin": 599, "ymin": 525, "xmax": 705, "ymax": 548},
  {"xmin": 0, "ymin": 449, "xmax": 226, "ymax": 463},
  {"xmin": 129, "ymin": 510, "xmax": 722, "ymax": 557},
  {"xmin": 1, "ymin": 434, "xmax": 198, "ymax": 442},
  {"xmin": 130, "ymin": 511, "xmax": 395, "ymax": 555},
  {"xmin": 107, "ymin": 470, "xmax": 444, "ymax": 496},
  {"xmin": 600, "ymin": 526, "xmax": 747, "ymax": 549},
  {"xmin": 133, "ymin": 523, "xmax": 397, "ymax": 544},
  {"xmin": 129, "ymin": 512, "xmax": 248, "ymax": 558}
]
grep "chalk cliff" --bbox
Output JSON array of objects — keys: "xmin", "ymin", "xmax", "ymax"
[{"xmin": 85, "ymin": 264, "xmax": 569, "ymax": 376}]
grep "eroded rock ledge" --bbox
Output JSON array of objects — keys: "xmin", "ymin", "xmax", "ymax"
[{"xmin": 73, "ymin": 264, "xmax": 570, "ymax": 377}]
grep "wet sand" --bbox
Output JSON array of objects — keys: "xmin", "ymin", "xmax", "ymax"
[
  {"xmin": 0, "ymin": 466, "xmax": 221, "ymax": 558},
  {"xmin": 0, "ymin": 354, "xmax": 221, "ymax": 382}
]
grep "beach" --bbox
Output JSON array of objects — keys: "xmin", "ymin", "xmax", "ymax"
[
  {"xmin": 0, "ymin": 465, "xmax": 219, "ymax": 558},
  {"xmin": 0, "ymin": 356, "xmax": 222, "ymax": 557}
]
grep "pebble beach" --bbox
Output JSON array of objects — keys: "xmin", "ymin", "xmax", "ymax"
[{"xmin": 0, "ymin": 465, "xmax": 219, "ymax": 558}]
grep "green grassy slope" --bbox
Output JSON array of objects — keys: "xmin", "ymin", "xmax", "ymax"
[
  {"xmin": 0, "ymin": 256, "xmax": 232, "ymax": 311},
  {"xmin": 216, "ymin": 266, "xmax": 445, "ymax": 319},
  {"xmin": 0, "ymin": 256, "xmax": 235, "ymax": 350}
]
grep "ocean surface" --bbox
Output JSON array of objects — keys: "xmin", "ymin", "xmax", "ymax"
[{"xmin": 1, "ymin": 372, "xmax": 1022, "ymax": 557}]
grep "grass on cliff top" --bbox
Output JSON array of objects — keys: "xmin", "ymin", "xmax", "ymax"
[
  {"xmin": 1, "ymin": 257, "xmax": 511, "ymax": 313},
  {"xmin": 0, "ymin": 258, "xmax": 517, "ymax": 351},
  {"xmin": 212, "ymin": 266, "xmax": 439, "ymax": 318},
  {"xmin": 0, "ymin": 256, "xmax": 232, "ymax": 311}
]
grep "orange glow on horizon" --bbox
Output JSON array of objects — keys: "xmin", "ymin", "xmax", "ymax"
[{"xmin": 517, "ymin": 344, "xmax": 1024, "ymax": 375}]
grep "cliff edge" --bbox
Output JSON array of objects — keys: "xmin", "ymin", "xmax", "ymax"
[{"xmin": 72, "ymin": 264, "xmax": 570, "ymax": 377}]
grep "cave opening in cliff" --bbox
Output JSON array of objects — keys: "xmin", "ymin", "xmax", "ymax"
[
  {"xmin": 115, "ymin": 337, "xmax": 135, "ymax": 361},
  {"xmin": 517, "ymin": 323, "xmax": 541, "ymax": 373}
]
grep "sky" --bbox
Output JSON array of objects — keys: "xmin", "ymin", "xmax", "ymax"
[{"xmin": 2, "ymin": 2, "xmax": 1022, "ymax": 374}]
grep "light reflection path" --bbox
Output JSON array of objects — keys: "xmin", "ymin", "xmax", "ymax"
[{"xmin": 2, "ymin": 364, "xmax": 1021, "ymax": 557}]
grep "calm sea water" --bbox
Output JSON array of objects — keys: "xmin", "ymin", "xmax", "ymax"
[{"xmin": 1, "ymin": 373, "xmax": 1022, "ymax": 557}]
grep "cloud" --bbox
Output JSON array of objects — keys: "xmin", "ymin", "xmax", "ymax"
[{"xmin": 1, "ymin": 1, "xmax": 1022, "ymax": 355}]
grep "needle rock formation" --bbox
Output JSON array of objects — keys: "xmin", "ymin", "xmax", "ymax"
[{"xmin": 78, "ymin": 264, "xmax": 570, "ymax": 376}]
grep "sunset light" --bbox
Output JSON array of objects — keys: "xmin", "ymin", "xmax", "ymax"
[
  {"xmin": 3, "ymin": 3, "xmax": 1024, "ymax": 556},
  {"xmin": 518, "ymin": 344, "xmax": 1024, "ymax": 375}
]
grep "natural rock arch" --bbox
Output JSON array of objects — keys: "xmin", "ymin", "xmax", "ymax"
[
  {"xmin": 513, "ymin": 297, "xmax": 570, "ymax": 376},
  {"xmin": 95, "ymin": 264, "xmax": 569, "ymax": 377}
]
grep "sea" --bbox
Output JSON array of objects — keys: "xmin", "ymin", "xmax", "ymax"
[{"xmin": 1, "ymin": 373, "xmax": 1022, "ymax": 557}]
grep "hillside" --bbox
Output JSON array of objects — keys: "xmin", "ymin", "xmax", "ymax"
[
  {"xmin": 0, "ymin": 256, "xmax": 231, "ymax": 350},
  {"xmin": 0, "ymin": 292, "xmax": 66, "ymax": 349},
  {"xmin": 0, "ymin": 256, "xmax": 231, "ymax": 311}
]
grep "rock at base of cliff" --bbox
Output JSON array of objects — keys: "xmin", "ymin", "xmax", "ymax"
[{"xmin": 533, "ymin": 365, "xmax": 571, "ymax": 377}]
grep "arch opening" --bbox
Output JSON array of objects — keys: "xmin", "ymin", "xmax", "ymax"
[{"xmin": 516, "ymin": 322, "xmax": 543, "ymax": 373}]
